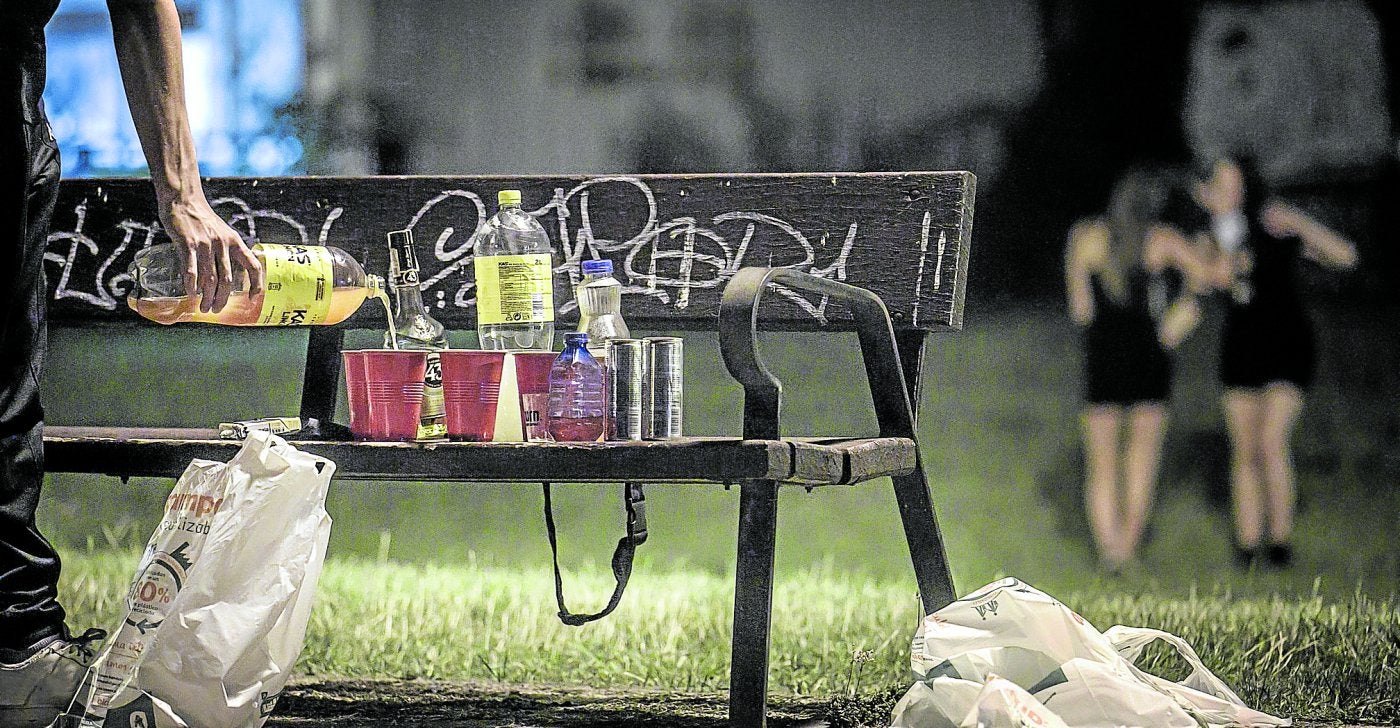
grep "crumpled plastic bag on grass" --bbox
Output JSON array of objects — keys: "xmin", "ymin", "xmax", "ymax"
[
  {"xmin": 891, "ymin": 578, "xmax": 1289, "ymax": 728},
  {"xmin": 893, "ymin": 675, "xmax": 1070, "ymax": 728},
  {"xmin": 62, "ymin": 431, "xmax": 334, "ymax": 728}
]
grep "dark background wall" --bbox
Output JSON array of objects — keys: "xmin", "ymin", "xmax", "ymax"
[{"xmin": 292, "ymin": 0, "xmax": 1397, "ymax": 305}]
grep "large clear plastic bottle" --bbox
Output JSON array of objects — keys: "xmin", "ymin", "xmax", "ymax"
[
  {"xmin": 127, "ymin": 242, "xmax": 383, "ymax": 326},
  {"xmin": 474, "ymin": 189, "xmax": 555, "ymax": 350},
  {"xmin": 385, "ymin": 229, "xmax": 449, "ymax": 440},
  {"xmin": 575, "ymin": 259, "xmax": 630, "ymax": 359},
  {"xmin": 546, "ymin": 332, "xmax": 605, "ymax": 442}
]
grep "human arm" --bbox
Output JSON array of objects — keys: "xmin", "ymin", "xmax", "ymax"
[
  {"xmin": 1261, "ymin": 200, "xmax": 1358, "ymax": 270},
  {"xmin": 1190, "ymin": 228, "xmax": 1246, "ymax": 293},
  {"xmin": 108, "ymin": 0, "xmax": 263, "ymax": 312},
  {"xmin": 1065, "ymin": 220, "xmax": 1102, "ymax": 327},
  {"xmin": 1149, "ymin": 225, "xmax": 1213, "ymax": 295},
  {"xmin": 1146, "ymin": 225, "xmax": 1205, "ymax": 349}
]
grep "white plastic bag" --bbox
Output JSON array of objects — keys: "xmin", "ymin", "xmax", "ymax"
[
  {"xmin": 892, "ymin": 578, "xmax": 1289, "ymax": 728},
  {"xmin": 892, "ymin": 674, "xmax": 1070, "ymax": 728},
  {"xmin": 69, "ymin": 431, "xmax": 334, "ymax": 728},
  {"xmin": 1104, "ymin": 626, "xmax": 1289, "ymax": 727}
]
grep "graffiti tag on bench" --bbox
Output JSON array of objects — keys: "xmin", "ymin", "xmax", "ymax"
[{"xmin": 45, "ymin": 172, "xmax": 973, "ymax": 330}]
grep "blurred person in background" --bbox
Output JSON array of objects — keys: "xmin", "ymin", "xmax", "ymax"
[
  {"xmin": 1191, "ymin": 156, "xmax": 1356, "ymax": 569},
  {"xmin": 0, "ymin": 1, "xmax": 259, "ymax": 724},
  {"xmin": 1065, "ymin": 166, "xmax": 1211, "ymax": 572}
]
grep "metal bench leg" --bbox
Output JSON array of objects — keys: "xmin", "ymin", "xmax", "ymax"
[
  {"xmin": 892, "ymin": 332, "xmax": 956, "ymax": 614},
  {"xmin": 730, "ymin": 479, "xmax": 779, "ymax": 728},
  {"xmin": 300, "ymin": 326, "xmax": 348, "ymax": 438},
  {"xmin": 893, "ymin": 463, "xmax": 956, "ymax": 614}
]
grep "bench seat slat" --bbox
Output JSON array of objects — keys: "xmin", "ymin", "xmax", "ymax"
[
  {"xmin": 43, "ymin": 427, "xmax": 915, "ymax": 485},
  {"xmin": 787, "ymin": 437, "xmax": 918, "ymax": 485}
]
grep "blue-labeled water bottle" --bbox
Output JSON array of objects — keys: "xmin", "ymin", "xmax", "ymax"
[{"xmin": 546, "ymin": 332, "xmax": 606, "ymax": 442}]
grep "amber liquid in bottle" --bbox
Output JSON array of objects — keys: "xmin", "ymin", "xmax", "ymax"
[{"xmin": 129, "ymin": 287, "xmax": 372, "ymax": 326}]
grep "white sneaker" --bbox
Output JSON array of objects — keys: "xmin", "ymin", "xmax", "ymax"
[{"xmin": 0, "ymin": 628, "xmax": 105, "ymax": 727}]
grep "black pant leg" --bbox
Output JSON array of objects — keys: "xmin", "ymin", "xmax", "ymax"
[{"xmin": 0, "ymin": 118, "xmax": 65, "ymax": 653}]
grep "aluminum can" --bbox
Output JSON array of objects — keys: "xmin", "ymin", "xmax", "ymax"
[
  {"xmin": 605, "ymin": 339, "xmax": 646, "ymax": 441},
  {"xmin": 644, "ymin": 337, "xmax": 683, "ymax": 440}
]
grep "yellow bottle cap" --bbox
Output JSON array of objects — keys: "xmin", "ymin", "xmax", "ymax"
[{"xmin": 498, "ymin": 189, "xmax": 522, "ymax": 207}]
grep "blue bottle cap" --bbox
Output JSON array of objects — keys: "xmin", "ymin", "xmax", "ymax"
[
  {"xmin": 581, "ymin": 259, "xmax": 613, "ymax": 275},
  {"xmin": 564, "ymin": 332, "xmax": 589, "ymax": 345}
]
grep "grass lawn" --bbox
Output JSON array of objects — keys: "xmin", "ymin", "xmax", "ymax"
[
  {"xmin": 41, "ymin": 300, "xmax": 1400, "ymax": 723},
  {"xmin": 56, "ymin": 552, "xmax": 1399, "ymax": 724}
]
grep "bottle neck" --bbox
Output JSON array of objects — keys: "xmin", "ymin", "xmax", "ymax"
[
  {"xmin": 393, "ymin": 282, "xmax": 428, "ymax": 319},
  {"xmin": 389, "ymin": 235, "xmax": 420, "ymax": 285}
]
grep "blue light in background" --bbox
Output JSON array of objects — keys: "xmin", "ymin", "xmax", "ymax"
[{"xmin": 43, "ymin": 0, "xmax": 305, "ymax": 177}]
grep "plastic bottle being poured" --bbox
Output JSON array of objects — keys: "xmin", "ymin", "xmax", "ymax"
[{"xmin": 127, "ymin": 242, "xmax": 384, "ymax": 326}]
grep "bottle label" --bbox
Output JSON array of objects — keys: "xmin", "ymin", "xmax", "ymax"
[
  {"xmin": 391, "ymin": 267, "xmax": 420, "ymax": 289},
  {"xmin": 418, "ymin": 351, "xmax": 446, "ymax": 440},
  {"xmin": 474, "ymin": 254, "xmax": 554, "ymax": 325},
  {"xmin": 256, "ymin": 244, "xmax": 335, "ymax": 326}
]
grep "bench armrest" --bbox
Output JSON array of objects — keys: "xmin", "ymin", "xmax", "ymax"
[{"xmin": 718, "ymin": 268, "xmax": 917, "ymax": 442}]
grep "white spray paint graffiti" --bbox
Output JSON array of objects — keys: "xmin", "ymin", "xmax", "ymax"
[
  {"xmin": 43, "ymin": 196, "xmax": 344, "ymax": 311},
  {"xmin": 45, "ymin": 176, "xmax": 938, "ymax": 322}
]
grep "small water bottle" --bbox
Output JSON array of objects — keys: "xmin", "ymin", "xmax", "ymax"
[
  {"xmin": 546, "ymin": 332, "xmax": 606, "ymax": 442},
  {"xmin": 575, "ymin": 259, "xmax": 630, "ymax": 359}
]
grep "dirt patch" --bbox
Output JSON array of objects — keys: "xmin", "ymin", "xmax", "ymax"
[
  {"xmin": 266, "ymin": 680, "xmax": 1378, "ymax": 727},
  {"xmin": 268, "ymin": 679, "xmax": 833, "ymax": 727}
]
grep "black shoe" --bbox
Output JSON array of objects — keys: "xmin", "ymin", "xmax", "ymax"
[
  {"xmin": 1264, "ymin": 542, "xmax": 1293, "ymax": 568},
  {"xmin": 1231, "ymin": 538, "xmax": 1260, "ymax": 569}
]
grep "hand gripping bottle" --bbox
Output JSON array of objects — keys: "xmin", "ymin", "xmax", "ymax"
[
  {"xmin": 128, "ymin": 242, "xmax": 384, "ymax": 325},
  {"xmin": 474, "ymin": 189, "xmax": 556, "ymax": 350},
  {"xmin": 385, "ymin": 229, "xmax": 449, "ymax": 440},
  {"xmin": 575, "ymin": 259, "xmax": 630, "ymax": 360}
]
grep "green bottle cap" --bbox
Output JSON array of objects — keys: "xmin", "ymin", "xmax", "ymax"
[{"xmin": 498, "ymin": 189, "xmax": 522, "ymax": 207}]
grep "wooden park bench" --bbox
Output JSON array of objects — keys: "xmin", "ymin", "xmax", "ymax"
[{"xmin": 41, "ymin": 171, "xmax": 974, "ymax": 728}]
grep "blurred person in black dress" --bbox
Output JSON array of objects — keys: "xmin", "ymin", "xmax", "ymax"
[
  {"xmin": 1191, "ymin": 157, "xmax": 1356, "ymax": 568},
  {"xmin": 1065, "ymin": 166, "xmax": 1211, "ymax": 571}
]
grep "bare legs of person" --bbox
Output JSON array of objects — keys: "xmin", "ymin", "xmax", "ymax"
[
  {"xmin": 1082, "ymin": 403, "xmax": 1168, "ymax": 570},
  {"xmin": 1223, "ymin": 383, "xmax": 1303, "ymax": 566}
]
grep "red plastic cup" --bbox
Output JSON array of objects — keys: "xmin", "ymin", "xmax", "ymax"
[
  {"xmin": 440, "ymin": 350, "xmax": 506, "ymax": 441},
  {"xmin": 512, "ymin": 351, "xmax": 559, "ymax": 442},
  {"xmin": 342, "ymin": 350, "xmax": 371, "ymax": 439},
  {"xmin": 362, "ymin": 349, "xmax": 428, "ymax": 441}
]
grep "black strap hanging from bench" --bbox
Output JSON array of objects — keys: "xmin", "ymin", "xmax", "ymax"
[{"xmin": 543, "ymin": 482, "xmax": 648, "ymax": 626}]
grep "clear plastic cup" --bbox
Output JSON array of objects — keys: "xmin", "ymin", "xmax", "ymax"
[{"xmin": 440, "ymin": 350, "xmax": 507, "ymax": 441}]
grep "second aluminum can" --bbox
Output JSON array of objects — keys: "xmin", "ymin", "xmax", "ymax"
[
  {"xmin": 606, "ymin": 339, "xmax": 646, "ymax": 441},
  {"xmin": 644, "ymin": 337, "xmax": 683, "ymax": 440}
]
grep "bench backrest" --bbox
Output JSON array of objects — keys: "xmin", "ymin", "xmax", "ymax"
[{"xmin": 45, "ymin": 173, "xmax": 974, "ymax": 332}]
